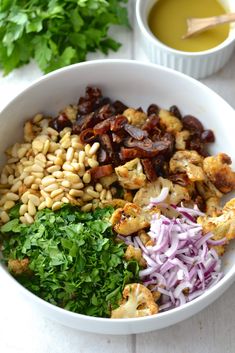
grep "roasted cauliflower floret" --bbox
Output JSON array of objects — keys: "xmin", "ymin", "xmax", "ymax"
[
  {"xmin": 170, "ymin": 150, "xmax": 205, "ymax": 182},
  {"xmin": 198, "ymin": 198, "xmax": 235, "ymax": 255},
  {"xmin": 175, "ymin": 130, "xmax": 190, "ymax": 150},
  {"xmin": 203, "ymin": 153, "xmax": 235, "ymax": 193},
  {"xmin": 110, "ymin": 202, "xmax": 150, "ymax": 236},
  {"xmin": 115, "ymin": 158, "xmax": 146, "ymax": 190},
  {"xmin": 123, "ymin": 108, "xmax": 147, "ymax": 127},
  {"xmin": 196, "ymin": 178, "xmax": 223, "ymax": 216},
  {"xmin": 133, "ymin": 176, "xmax": 190, "ymax": 207},
  {"xmin": 111, "ymin": 283, "xmax": 158, "ymax": 318},
  {"xmin": 8, "ymin": 258, "xmax": 29, "ymax": 275},
  {"xmin": 124, "ymin": 245, "xmax": 146, "ymax": 267},
  {"xmin": 159, "ymin": 109, "xmax": 183, "ymax": 134}
]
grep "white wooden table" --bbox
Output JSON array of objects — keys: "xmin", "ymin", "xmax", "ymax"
[{"xmin": 1, "ymin": 1, "xmax": 235, "ymax": 352}]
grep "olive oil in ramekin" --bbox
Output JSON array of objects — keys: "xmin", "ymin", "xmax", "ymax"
[{"xmin": 148, "ymin": 0, "xmax": 230, "ymax": 52}]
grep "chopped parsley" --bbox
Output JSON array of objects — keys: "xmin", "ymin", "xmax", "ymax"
[{"xmin": 1, "ymin": 205, "xmax": 139, "ymax": 317}]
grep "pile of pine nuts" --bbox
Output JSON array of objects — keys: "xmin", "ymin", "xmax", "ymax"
[{"xmin": 0, "ymin": 112, "xmax": 113, "ymax": 224}]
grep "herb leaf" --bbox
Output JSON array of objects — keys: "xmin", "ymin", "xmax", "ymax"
[
  {"xmin": 0, "ymin": 0, "xmax": 129, "ymax": 75},
  {"xmin": 1, "ymin": 205, "xmax": 139, "ymax": 317}
]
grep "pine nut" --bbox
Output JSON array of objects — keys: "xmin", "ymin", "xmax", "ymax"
[
  {"xmin": 69, "ymin": 189, "xmax": 84, "ymax": 197},
  {"xmin": 86, "ymin": 189, "xmax": 99, "ymax": 198},
  {"xmin": 20, "ymin": 216, "xmax": 27, "ymax": 224},
  {"xmin": 88, "ymin": 142, "xmax": 100, "ymax": 156},
  {"xmin": 64, "ymin": 173, "xmax": 80, "ymax": 183},
  {"xmin": 77, "ymin": 163, "xmax": 85, "ymax": 177},
  {"xmin": 38, "ymin": 201, "xmax": 46, "ymax": 210},
  {"xmin": 47, "ymin": 127, "xmax": 59, "ymax": 136},
  {"xmin": 8, "ymin": 175, "xmax": 14, "ymax": 184},
  {"xmin": 52, "ymin": 201, "xmax": 63, "ymax": 211},
  {"xmin": 11, "ymin": 180, "xmax": 22, "ymax": 193},
  {"xmin": 0, "ymin": 211, "xmax": 10, "ymax": 223},
  {"xmin": 41, "ymin": 176, "xmax": 56, "ymax": 187},
  {"xmin": 53, "ymin": 171, "xmax": 64, "ymax": 179},
  {"xmin": 84, "ymin": 144, "xmax": 91, "ymax": 156},
  {"xmin": 63, "ymin": 163, "xmax": 74, "ymax": 172},
  {"xmin": 95, "ymin": 183, "xmax": 103, "ymax": 192},
  {"xmin": 19, "ymin": 204, "xmax": 28, "ymax": 216},
  {"xmin": 106, "ymin": 190, "xmax": 112, "ymax": 200},
  {"xmin": 24, "ymin": 212, "xmax": 34, "ymax": 224},
  {"xmin": 51, "ymin": 188, "xmax": 63, "ymax": 198},
  {"xmin": 87, "ymin": 158, "xmax": 99, "ymax": 168},
  {"xmin": 35, "ymin": 153, "xmax": 47, "ymax": 163},
  {"xmin": 83, "ymin": 171, "xmax": 91, "ymax": 184},
  {"xmin": 82, "ymin": 194, "xmax": 93, "ymax": 202},
  {"xmin": 4, "ymin": 200, "xmax": 15, "ymax": 210},
  {"xmin": 31, "ymin": 164, "xmax": 44, "ymax": 172},
  {"xmin": 71, "ymin": 182, "xmax": 84, "ymax": 189},
  {"xmin": 24, "ymin": 176, "xmax": 35, "ymax": 186},
  {"xmin": 66, "ymin": 147, "xmax": 74, "ymax": 162},
  {"xmin": 0, "ymin": 174, "xmax": 8, "ymax": 184},
  {"xmin": 17, "ymin": 147, "xmax": 28, "ymax": 159},
  {"xmin": 54, "ymin": 157, "xmax": 64, "ymax": 166},
  {"xmin": 81, "ymin": 203, "xmax": 92, "ymax": 212},
  {"xmin": 40, "ymin": 190, "xmax": 50, "ymax": 199},
  {"xmin": 45, "ymin": 197, "xmax": 53, "ymax": 208},
  {"xmin": 28, "ymin": 200, "xmax": 36, "ymax": 216},
  {"xmin": 21, "ymin": 191, "xmax": 30, "ymax": 204},
  {"xmin": 28, "ymin": 194, "xmax": 40, "ymax": 206},
  {"xmin": 61, "ymin": 180, "xmax": 71, "ymax": 188},
  {"xmin": 33, "ymin": 113, "xmax": 43, "ymax": 123},
  {"xmin": 6, "ymin": 192, "xmax": 19, "ymax": 201},
  {"xmin": 100, "ymin": 189, "xmax": 107, "ymax": 200},
  {"xmin": 31, "ymin": 184, "xmax": 39, "ymax": 190},
  {"xmin": 31, "ymin": 172, "xmax": 44, "ymax": 179},
  {"xmin": 47, "ymin": 165, "xmax": 61, "ymax": 173},
  {"xmin": 44, "ymin": 183, "xmax": 59, "ymax": 192},
  {"xmin": 78, "ymin": 151, "xmax": 86, "ymax": 164},
  {"xmin": 42, "ymin": 140, "xmax": 50, "ymax": 155},
  {"xmin": 62, "ymin": 197, "xmax": 70, "ymax": 204}
]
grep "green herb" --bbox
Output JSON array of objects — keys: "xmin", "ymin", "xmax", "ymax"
[
  {"xmin": 0, "ymin": 0, "xmax": 129, "ymax": 75},
  {"xmin": 1, "ymin": 205, "xmax": 139, "ymax": 317}
]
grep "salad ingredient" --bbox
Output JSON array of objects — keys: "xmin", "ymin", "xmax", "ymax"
[
  {"xmin": 203, "ymin": 153, "xmax": 235, "ymax": 193},
  {"xmin": 111, "ymin": 283, "xmax": 158, "ymax": 318},
  {"xmin": 115, "ymin": 158, "xmax": 146, "ymax": 189},
  {"xmin": 0, "ymin": 0, "xmax": 129, "ymax": 75},
  {"xmin": 198, "ymin": 198, "xmax": 235, "ymax": 255},
  {"xmin": 1, "ymin": 205, "xmax": 139, "ymax": 317},
  {"xmin": 111, "ymin": 202, "xmax": 150, "ymax": 236},
  {"xmin": 127, "ymin": 204, "xmax": 225, "ymax": 310}
]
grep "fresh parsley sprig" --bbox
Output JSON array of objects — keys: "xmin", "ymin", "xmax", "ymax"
[{"xmin": 0, "ymin": 0, "xmax": 129, "ymax": 75}]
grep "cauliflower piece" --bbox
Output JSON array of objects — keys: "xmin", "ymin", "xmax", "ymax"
[
  {"xmin": 8, "ymin": 258, "xmax": 29, "ymax": 275},
  {"xmin": 196, "ymin": 177, "xmax": 223, "ymax": 216},
  {"xmin": 170, "ymin": 150, "xmax": 205, "ymax": 182},
  {"xmin": 133, "ymin": 176, "xmax": 190, "ymax": 208},
  {"xmin": 203, "ymin": 153, "xmax": 235, "ymax": 193},
  {"xmin": 197, "ymin": 198, "xmax": 235, "ymax": 255},
  {"xmin": 99, "ymin": 173, "xmax": 118, "ymax": 188},
  {"xmin": 123, "ymin": 108, "xmax": 147, "ymax": 127},
  {"xmin": 124, "ymin": 245, "xmax": 146, "ymax": 267},
  {"xmin": 175, "ymin": 130, "xmax": 190, "ymax": 150},
  {"xmin": 111, "ymin": 283, "xmax": 158, "ymax": 318},
  {"xmin": 159, "ymin": 109, "xmax": 183, "ymax": 134},
  {"xmin": 110, "ymin": 203, "xmax": 150, "ymax": 236},
  {"xmin": 115, "ymin": 158, "xmax": 146, "ymax": 190}
]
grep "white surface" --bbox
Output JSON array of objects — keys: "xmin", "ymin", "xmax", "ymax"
[{"xmin": 1, "ymin": 0, "xmax": 235, "ymax": 351}]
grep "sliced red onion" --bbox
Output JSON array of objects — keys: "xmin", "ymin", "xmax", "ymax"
[
  {"xmin": 138, "ymin": 202, "xmax": 223, "ymax": 312},
  {"xmin": 149, "ymin": 187, "xmax": 169, "ymax": 205}
]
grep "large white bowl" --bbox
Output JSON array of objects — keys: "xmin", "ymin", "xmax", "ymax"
[{"xmin": 0, "ymin": 60, "xmax": 235, "ymax": 334}]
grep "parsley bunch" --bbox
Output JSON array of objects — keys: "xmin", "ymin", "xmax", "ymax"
[
  {"xmin": 1, "ymin": 205, "xmax": 139, "ymax": 317},
  {"xmin": 0, "ymin": 0, "xmax": 129, "ymax": 75}
]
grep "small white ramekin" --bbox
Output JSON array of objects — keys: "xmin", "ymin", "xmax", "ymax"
[{"xmin": 136, "ymin": 0, "xmax": 235, "ymax": 79}]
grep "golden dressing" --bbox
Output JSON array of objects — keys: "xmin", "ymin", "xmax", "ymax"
[{"xmin": 148, "ymin": 0, "xmax": 230, "ymax": 52}]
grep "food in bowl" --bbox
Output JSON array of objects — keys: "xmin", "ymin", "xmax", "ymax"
[
  {"xmin": 148, "ymin": 0, "xmax": 230, "ymax": 52},
  {"xmin": 0, "ymin": 86, "xmax": 235, "ymax": 319}
]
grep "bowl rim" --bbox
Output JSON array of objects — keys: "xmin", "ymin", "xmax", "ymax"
[
  {"xmin": 0, "ymin": 59, "xmax": 235, "ymax": 326},
  {"xmin": 136, "ymin": 0, "xmax": 235, "ymax": 57}
]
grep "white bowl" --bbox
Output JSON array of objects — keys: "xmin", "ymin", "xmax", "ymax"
[
  {"xmin": 0, "ymin": 60, "xmax": 235, "ymax": 334},
  {"xmin": 136, "ymin": 0, "xmax": 235, "ymax": 79}
]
